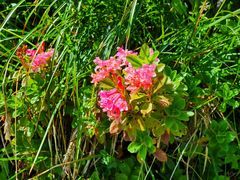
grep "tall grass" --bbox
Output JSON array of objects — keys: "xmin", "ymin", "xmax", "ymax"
[{"xmin": 0, "ymin": 0, "xmax": 240, "ymax": 179}]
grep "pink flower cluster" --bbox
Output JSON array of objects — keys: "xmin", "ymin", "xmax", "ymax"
[
  {"xmin": 125, "ymin": 64, "xmax": 156, "ymax": 93},
  {"xmin": 91, "ymin": 57, "xmax": 122, "ymax": 85},
  {"xmin": 91, "ymin": 48, "xmax": 135, "ymax": 85},
  {"xmin": 116, "ymin": 47, "xmax": 136, "ymax": 65},
  {"xmin": 92, "ymin": 47, "xmax": 157, "ymax": 122},
  {"xmin": 26, "ymin": 43, "xmax": 54, "ymax": 72},
  {"xmin": 99, "ymin": 88, "xmax": 128, "ymax": 122}
]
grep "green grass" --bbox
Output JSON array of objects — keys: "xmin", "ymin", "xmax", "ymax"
[{"xmin": 0, "ymin": 0, "xmax": 240, "ymax": 179}]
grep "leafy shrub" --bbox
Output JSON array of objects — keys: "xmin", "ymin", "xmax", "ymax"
[{"xmin": 0, "ymin": 0, "xmax": 240, "ymax": 179}]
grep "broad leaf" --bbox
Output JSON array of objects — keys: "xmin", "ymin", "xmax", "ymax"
[
  {"xmin": 154, "ymin": 148, "xmax": 168, "ymax": 162},
  {"xmin": 165, "ymin": 117, "xmax": 187, "ymax": 137},
  {"xmin": 109, "ymin": 121, "xmax": 121, "ymax": 134},
  {"xmin": 153, "ymin": 74, "xmax": 166, "ymax": 94},
  {"xmin": 157, "ymin": 63, "xmax": 165, "ymax": 73},
  {"xmin": 128, "ymin": 141, "xmax": 142, "ymax": 153},
  {"xmin": 139, "ymin": 43, "xmax": 150, "ymax": 59},
  {"xmin": 137, "ymin": 145, "xmax": 147, "ymax": 163},
  {"xmin": 161, "ymin": 129, "xmax": 170, "ymax": 145},
  {"xmin": 148, "ymin": 51, "xmax": 159, "ymax": 64},
  {"xmin": 99, "ymin": 78, "xmax": 115, "ymax": 89},
  {"xmin": 140, "ymin": 103, "xmax": 153, "ymax": 116},
  {"xmin": 126, "ymin": 54, "xmax": 143, "ymax": 68},
  {"xmin": 130, "ymin": 93, "xmax": 147, "ymax": 102}
]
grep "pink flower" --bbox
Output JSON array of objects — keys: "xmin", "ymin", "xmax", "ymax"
[
  {"xmin": 26, "ymin": 43, "xmax": 54, "ymax": 72},
  {"xmin": 26, "ymin": 49, "xmax": 37, "ymax": 59},
  {"xmin": 31, "ymin": 49, "xmax": 54, "ymax": 72},
  {"xmin": 125, "ymin": 64, "xmax": 156, "ymax": 93},
  {"xmin": 91, "ymin": 57, "xmax": 122, "ymax": 85},
  {"xmin": 98, "ymin": 88, "xmax": 128, "ymax": 122},
  {"xmin": 91, "ymin": 69, "xmax": 110, "ymax": 84},
  {"xmin": 91, "ymin": 47, "xmax": 137, "ymax": 85},
  {"xmin": 116, "ymin": 47, "xmax": 137, "ymax": 66},
  {"xmin": 94, "ymin": 57, "xmax": 122, "ymax": 73}
]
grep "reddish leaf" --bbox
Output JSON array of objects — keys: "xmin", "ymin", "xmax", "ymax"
[
  {"xmin": 109, "ymin": 121, "xmax": 121, "ymax": 134},
  {"xmin": 154, "ymin": 148, "xmax": 168, "ymax": 162},
  {"xmin": 161, "ymin": 129, "xmax": 170, "ymax": 145},
  {"xmin": 123, "ymin": 131, "xmax": 131, "ymax": 141},
  {"xmin": 123, "ymin": 125, "xmax": 136, "ymax": 141}
]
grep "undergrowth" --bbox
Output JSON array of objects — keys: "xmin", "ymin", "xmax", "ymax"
[{"xmin": 0, "ymin": 0, "xmax": 239, "ymax": 179}]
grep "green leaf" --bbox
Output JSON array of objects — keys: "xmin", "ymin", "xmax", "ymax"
[
  {"xmin": 0, "ymin": 92, "xmax": 4, "ymax": 107},
  {"xmin": 143, "ymin": 133, "xmax": 155, "ymax": 153},
  {"xmin": 37, "ymin": 125, "xmax": 45, "ymax": 138},
  {"xmin": 125, "ymin": 157, "xmax": 135, "ymax": 169},
  {"xmin": 225, "ymin": 154, "xmax": 240, "ymax": 169},
  {"xmin": 218, "ymin": 120, "xmax": 228, "ymax": 132},
  {"xmin": 129, "ymin": 175, "xmax": 139, "ymax": 180},
  {"xmin": 171, "ymin": 0, "xmax": 187, "ymax": 15},
  {"xmin": 12, "ymin": 108, "xmax": 24, "ymax": 118},
  {"xmin": 0, "ymin": 161, "xmax": 9, "ymax": 180},
  {"xmin": 165, "ymin": 108, "xmax": 181, "ymax": 117},
  {"xmin": 213, "ymin": 175, "xmax": 230, "ymax": 180},
  {"xmin": 148, "ymin": 50, "xmax": 159, "ymax": 64},
  {"xmin": 99, "ymin": 78, "xmax": 115, "ymax": 89},
  {"xmin": 26, "ymin": 83, "xmax": 38, "ymax": 96},
  {"xmin": 137, "ymin": 145, "xmax": 147, "ymax": 163},
  {"xmin": 126, "ymin": 54, "xmax": 143, "ymax": 68},
  {"xmin": 177, "ymin": 112, "xmax": 190, "ymax": 121},
  {"xmin": 219, "ymin": 102, "xmax": 226, "ymax": 112},
  {"xmin": 152, "ymin": 123, "xmax": 166, "ymax": 137},
  {"xmin": 118, "ymin": 162, "xmax": 131, "ymax": 175},
  {"xmin": 165, "ymin": 117, "xmax": 187, "ymax": 137},
  {"xmin": 186, "ymin": 111, "xmax": 194, "ymax": 117},
  {"xmin": 128, "ymin": 141, "xmax": 142, "ymax": 153},
  {"xmin": 130, "ymin": 93, "xmax": 147, "ymax": 102},
  {"xmin": 90, "ymin": 171, "xmax": 100, "ymax": 180},
  {"xmin": 7, "ymin": 95, "xmax": 23, "ymax": 109},
  {"xmin": 145, "ymin": 116, "xmax": 160, "ymax": 128},
  {"xmin": 216, "ymin": 134, "xmax": 226, "ymax": 144},
  {"xmin": 153, "ymin": 74, "xmax": 167, "ymax": 94},
  {"xmin": 210, "ymin": 120, "xmax": 218, "ymax": 130},
  {"xmin": 173, "ymin": 96, "xmax": 186, "ymax": 110},
  {"xmin": 115, "ymin": 173, "xmax": 128, "ymax": 180},
  {"xmin": 140, "ymin": 102, "xmax": 153, "ymax": 116},
  {"xmin": 227, "ymin": 99, "xmax": 239, "ymax": 108},
  {"xmin": 139, "ymin": 43, "xmax": 150, "ymax": 59},
  {"xmin": 157, "ymin": 63, "xmax": 165, "ymax": 73},
  {"xmin": 143, "ymin": 134, "xmax": 153, "ymax": 148},
  {"xmin": 177, "ymin": 111, "xmax": 193, "ymax": 121},
  {"xmin": 222, "ymin": 83, "xmax": 230, "ymax": 97},
  {"xmin": 225, "ymin": 132, "xmax": 236, "ymax": 143},
  {"xmin": 30, "ymin": 96, "xmax": 39, "ymax": 104}
]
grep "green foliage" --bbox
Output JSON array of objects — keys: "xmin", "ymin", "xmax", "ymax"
[
  {"xmin": 127, "ymin": 132, "xmax": 155, "ymax": 163},
  {"xmin": 0, "ymin": 0, "xmax": 239, "ymax": 179},
  {"xmin": 93, "ymin": 44, "xmax": 192, "ymax": 166},
  {"xmin": 91, "ymin": 152, "xmax": 144, "ymax": 180},
  {"xmin": 216, "ymin": 83, "xmax": 239, "ymax": 112},
  {"xmin": 205, "ymin": 120, "xmax": 240, "ymax": 178}
]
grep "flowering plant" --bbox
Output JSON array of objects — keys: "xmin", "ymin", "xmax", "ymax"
[
  {"xmin": 16, "ymin": 42, "xmax": 54, "ymax": 72},
  {"xmin": 92, "ymin": 44, "xmax": 193, "ymax": 163}
]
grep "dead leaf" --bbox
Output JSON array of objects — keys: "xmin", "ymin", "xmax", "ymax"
[{"xmin": 4, "ymin": 113, "xmax": 12, "ymax": 141}]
